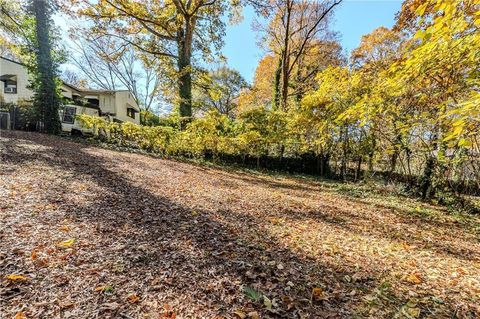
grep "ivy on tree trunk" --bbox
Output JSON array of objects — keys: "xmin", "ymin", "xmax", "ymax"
[{"xmin": 29, "ymin": 0, "xmax": 62, "ymax": 134}]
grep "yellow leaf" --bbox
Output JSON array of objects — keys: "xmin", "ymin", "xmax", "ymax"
[
  {"xmin": 5, "ymin": 274, "xmax": 28, "ymax": 282},
  {"xmin": 415, "ymin": 3, "xmax": 428, "ymax": 16},
  {"xmin": 15, "ymin": 312, "xmax": 27, "ymax": 319},
  {"xmin": 95, "ymin": 285, "xmax": 106, "ymax": 292},
  {"xmin": 57, "ymin": 239, "xmax": 75, "ymax": 248},
  {"xmin": 406, "ymin": 272, "xmax": 422, "ymax": 285},
  {"xmin": 458, "ymin": 138, "xmax": 472, "ymax": 148}
]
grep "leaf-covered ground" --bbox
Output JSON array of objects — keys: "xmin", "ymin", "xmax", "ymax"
[{"xmin": 1, "ymin": 131, "xmax": 479, "ymax": 319}]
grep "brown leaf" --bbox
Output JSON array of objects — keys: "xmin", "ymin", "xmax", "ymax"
[
  {"xmin": 59, "ymin": 225, "xmax": 70, "ymax": 232},
  {"xmin": 127, "ymin": 294, "xmax": 140, "ymax": 303},
  {"xmin": 233, "ymin": 310, "xmax": 247, "ymax": 319},
  {"xmin": 312, "ymin": 287, "xmax": 325, "ymax": 300}
]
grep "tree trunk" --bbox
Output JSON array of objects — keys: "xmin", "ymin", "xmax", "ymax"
[
  {"xmin": 420, "ymin": 156, "xmax": 435, "ymax": 200},
  {"xmin": 355, "ymin": 156, "xmax": 362, "ymax": 181},
  {"xmin": 280, "ymin": 0, "xmax": 292, "ymax": 110},
  {"xmin": 318, "ymin": 153, "xmax": 330, "ymax": 177},
  {"xmin": 341, "ymin": 127, "xmax": 349, "ymax": 180},
  {"xmin": 177, "ymin": 19, "xmax": 194, "ymax": 126},
  {"xmin": 294, "ymin": 58, "xmax": 303, "ymax": 107},
  {"xmin": 389, "ymin": 134, "xmax": 402, "ymax": 177},
  {"xmin": 31, "ymin": 0, "xmax": 61, "ymax": 134},
  {"xmin": 272, "ymin": 55, "xmax": 282, "ymax": 110}
]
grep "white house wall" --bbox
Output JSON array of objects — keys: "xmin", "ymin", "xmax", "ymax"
[
  {"xmin": 99, "ymin": 93, "xmax": 116, "ymax": 115},
  {"xmin": 1, "ymin": 57, "xmax": 140, "ymax": 125},
  {"xmin": 0, "ymin": 58, "xmax": 33, "ymax": 104},
  {"xmin": 114, "ymin": 91, "xmax": 140, "ymax": 124}
]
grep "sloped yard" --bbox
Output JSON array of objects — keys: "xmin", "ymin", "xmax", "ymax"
[{"xmin": 1, "ymin": 130, "xmax": 479, "ymax": 319}]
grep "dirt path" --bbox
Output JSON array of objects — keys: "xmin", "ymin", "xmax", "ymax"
[{"xmin": 1, "ymin": 131, "xmax": 479, "ymax": 318}]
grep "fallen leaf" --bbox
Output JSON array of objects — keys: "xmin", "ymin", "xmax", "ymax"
[
  {"xmin": 312, "ymin": 287, "xmax": 324, "ymax": 300},
  {"xmin": 127, "ymin": 294, "xmax": 140, "ymax": 303},
  {"xmin": 406, "ymin": 273, "xmax": 422, "ymax": 285},
  {"xmin": 15, "ymin": 312, "xmax": 27, "ymax": 319},
  {"xmin": 59, "ymin": 225, "xmax": 70, "ymax": 232},
  {"xmin": 405, "ymin": 307, "xmax": 420, "ymax": 318},
  {"xmin": 402, "ymin": 300, "xmax": 421, "ymax": 318},
  {"xmin": 95, "ymin": 284, "xmax": 114, "ymax": 293},
  {"xmin": 31, "ymin": 250, "xmax": 38, "ymax": 260},
  {"xmin": 57, "ymin": 239, "xmax": 75, "ymax": 248},
  {"xmin": 233, "ymin": 310, "xmax": 247, "ymax": 319},
  {"xmin": 5, "ymin": 274, "xmax": 28, "ymax": 282},
  {"xmin": 263, "ymin": 295, "xmax": 272, "ymax": 309},
  {"xmin": 248, "ymin": 311, "xmax": 259, "ymax": 319},
  {"xmin": 95, "ymin": 285, "xmax": 105, "ymax": 292}
]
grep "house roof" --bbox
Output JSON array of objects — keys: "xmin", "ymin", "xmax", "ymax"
[
  {"xmin": 0, "ymin": 56, "xmax": 24, "ymax": 66},
  {"xmin": 1, "ymin": 56, "xmax": 133, "ymax": 95}
]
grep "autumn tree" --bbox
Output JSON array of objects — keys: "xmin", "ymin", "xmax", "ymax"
[
  {"xmin": 390, "ymin": 0, "xmax": 480, "ymax": 198},
  {"xmin": 257, "ymin": 0, "xmax": 342, "ymax": 110},
  {"xmin": 237, "ymin": 54, "xmax": 277, "ymax": 111},
  {"xmin": 193, "ymin": 66, "xmax": 248, "ymax": 118},
  {"xmin": 349, "ymin": 27, "xmax": 408, "ymax": 176},
  {"xmin": 65, "ymin": 0, "xmax": 233, "ymax": 123},
  {"xmin": 0, "ymin": 0, "xmax": 31, "ymax": 57}
]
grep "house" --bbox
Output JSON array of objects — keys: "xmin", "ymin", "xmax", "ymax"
[{"xmin": 0, "ymin": 56, "xmax": 140, "ymax": 132}]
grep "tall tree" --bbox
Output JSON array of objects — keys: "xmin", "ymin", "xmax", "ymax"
[
  {"xmin": 0, "ymin": 0, "xmax": 31, "ymax": 56},
  {"xmin": 29, "ymin": 0, "xmax": 62, "ymax": 134},
  {"xmin": 65, "ymin": 0, "xmax": 232, "ymax": 123},
  {"xmin": 257, "ymin": 0, "xmax": 341, "ymax": 110},
  {"xmin": 68, "ymin": 35, "xmax": 163, "ymax": 112}
]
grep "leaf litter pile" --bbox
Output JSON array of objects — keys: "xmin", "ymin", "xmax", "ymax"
[{"xmin": 1, "ymin": 131, "xmax": 479, "ymax": 318}]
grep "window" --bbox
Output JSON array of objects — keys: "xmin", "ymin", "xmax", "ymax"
[
  {"xmin": 86, "ymin": 98, "xmax": 99, "ymax": 108},
  {"xmin": 62, "ymin": 106, "xmax": 76, "ymax": 124},
  {"xmin": 127, "ymin": 108, "xmax": 135, "ymax": 119},
  {"xmin": 4, "ymin": 80, "xmax": 17, "ymax": 94}
]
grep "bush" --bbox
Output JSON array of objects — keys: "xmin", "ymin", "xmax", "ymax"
[{"xmin": 0, "ymin": 103, "xmax": 38, "ymax": 131}]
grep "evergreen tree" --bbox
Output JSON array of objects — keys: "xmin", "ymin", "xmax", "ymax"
[{"xmin": 29, "ymin": 0, "xmax": 62, "ymax": 134}]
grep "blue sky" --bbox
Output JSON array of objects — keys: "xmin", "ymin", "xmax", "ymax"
[{"xmin": 223, "ymin": 0, "xmax": 403, "ymax": 83}]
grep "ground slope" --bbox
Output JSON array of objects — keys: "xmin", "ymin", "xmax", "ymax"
[{"xmin": 0, "ymin": 131, "xmax": 479, "ymax": 319}]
